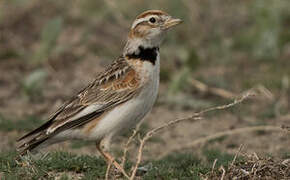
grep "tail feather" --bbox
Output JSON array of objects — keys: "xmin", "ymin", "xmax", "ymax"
[
  {"xmin": 18, "ymin": 137, "xmax": 49, "ymax": 156},
  {"xmin": 16, "ymin": 109, "xmax": 104, "ymax": 156},
  {"xmin": 17, "ymin": 108, "xmax": 63, "ymax": 142},
  {"xmin": 17, "ymin": 131, "xmax": 50, "ymax": 156},
  {"xmin": 17, "ymin": 120, "xmax": 53, "ymax": 156},
  {"xmin": 17, "ymin": 120, "xmax": 53, "ymax": 142}
]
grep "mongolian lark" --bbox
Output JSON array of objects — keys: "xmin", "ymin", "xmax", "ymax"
[{"xmin": 17, "ymin": 10, "xmax": 182, "ymax": 175}]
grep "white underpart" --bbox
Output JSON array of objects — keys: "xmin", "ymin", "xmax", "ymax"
[
  {"xmin": 88, "ymin": 53, "xmax": 160, "ymax": 141},
  {"xmin": 124, "ymin": 33, "xmax": 165, "ymax": 55},
  {"xmin": 55, "ymin": 53, "xmax": 160, "ymax": 144}
]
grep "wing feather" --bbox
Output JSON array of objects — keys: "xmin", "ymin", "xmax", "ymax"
[{"xmin": 17, "ymin": 56, "xmax": 141, "ymax": 153}]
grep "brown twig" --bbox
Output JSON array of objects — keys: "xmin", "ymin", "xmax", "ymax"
[
  {"xmin": 198, "ymin": 91, "xmax": 255, "ymax": 114},
  {"xmin": 129, "ymin": 136, "xmax": 147, "ymax": 180},
  {"xmin": 212, "ymin": 159, "xmax": 218, "ymax": 173},
  {"xmin": 190, "ymin": 79, "xmax": 274, "ymax": 102},
  {"xmin": 230, "ymin": 144, "xmax": 244, "ymax": 168},
  {"xmin": 121, "ymin": 123, "xmax": 141, "ymax": 168},
  {"xmin": 219, "ymin": 166, "xmax": 226, "ymax": 180},
  {"xmin": 129, "ymin": 91, "xmax": 254, "ymax": 179},
  {"xmin": 191, "ymin": 78, "xmax": 237, "ymax": 99}
]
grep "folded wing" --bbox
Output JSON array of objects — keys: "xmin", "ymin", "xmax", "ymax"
[{"xmin": 17, "ymin": 57, "xmax": 141, "ymax": 154}]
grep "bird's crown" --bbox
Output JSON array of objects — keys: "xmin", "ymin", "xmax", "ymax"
[{"xmin": 124, "ymin": 10, "xmax": 182, "ymax": 55}]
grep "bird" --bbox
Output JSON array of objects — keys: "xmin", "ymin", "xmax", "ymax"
[{"xmin": 17, "ymin": 10, "xmax": 182, "ymax": 175}]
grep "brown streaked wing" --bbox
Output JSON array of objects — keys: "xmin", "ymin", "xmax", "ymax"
[
  {"xmin": 47, "ymin": 56, "xmax": 141, "ymax": 132},
  {"xmin": 18, "ymin": 56, "xmax": 141, "ymax": 141}
]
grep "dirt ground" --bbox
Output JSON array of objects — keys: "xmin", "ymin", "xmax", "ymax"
[
  {"xmin": 0, "ymin": 0, "xmax": 289, "ymax": 174},
  {"xmin": 0, "ymin": 55, "xmax": 289, "ymax": 160}
]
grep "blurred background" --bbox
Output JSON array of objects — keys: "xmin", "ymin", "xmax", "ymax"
[{"xmin": 0, "ymin": 0, "xmax": 289, "ymax": 160}]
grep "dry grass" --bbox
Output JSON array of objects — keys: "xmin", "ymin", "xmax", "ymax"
[
  {"xmin": 204, "ymin": 153, "xmax": 290, "ymax": 179},
  {"xmin": 101, "ymin": 89, "xmax": 288, "ymax": 179},
  {"xmin": 128, "ymin": 91, "xmax": 254, "ymax": 179}
]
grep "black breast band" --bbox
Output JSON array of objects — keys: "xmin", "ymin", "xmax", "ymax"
[{"xmin": 125, "ymin": 46, "xmax": 159, "ymax": 65}]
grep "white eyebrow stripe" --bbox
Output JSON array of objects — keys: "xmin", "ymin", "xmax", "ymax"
[{"xmin": 131, "ymin": 15, "xmax": 159, "ymax": 29}]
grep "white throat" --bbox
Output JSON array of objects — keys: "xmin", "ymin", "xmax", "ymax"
[{"xmin": 123, "ymin": 33, "xmax": 165, "ymax": 56}]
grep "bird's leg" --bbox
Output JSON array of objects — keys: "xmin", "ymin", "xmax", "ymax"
[{"xmin": 96, "ymin": 143, "xmax": 129, "ymax": 179}]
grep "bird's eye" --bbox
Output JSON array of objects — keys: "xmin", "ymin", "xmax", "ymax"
[{"xmin": 149, "ymin": 17, "xmax": 156, "ymax": 23}]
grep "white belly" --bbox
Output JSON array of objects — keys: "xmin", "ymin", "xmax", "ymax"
[{"xmin": 88, "ymin": 59, "xmax": 160, "ymax": 140}]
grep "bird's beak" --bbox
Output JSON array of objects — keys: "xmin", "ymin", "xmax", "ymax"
[{"xmin": 164, "ymin": 17, "xmax": 183, "ymax": 29}]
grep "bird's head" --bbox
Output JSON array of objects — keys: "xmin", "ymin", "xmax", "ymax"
[{"xmin": 124, "ymin": 10, "xmax": 182, "ymax": 55}]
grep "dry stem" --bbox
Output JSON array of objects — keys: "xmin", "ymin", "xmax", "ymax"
[
  {"xmin": 121, "ymin": 123, "xmax": 141, "ymax": 168},
  {"xmin": 190, "ymin": 79, "xmax": 273, "ymax": 101},
  {"xmin": 190, "ymin": 78, "xmax": 237, "ymax": 99},
  {"xmin": 212, "ymin": 159, "xmax": 218, "ymax": 173},
  {"xmin": 230, "ymin": 144, "xmax": 244, "ymax": 168},
  {"xmin": 105, "ymin": 161, "xmax": 112, "ymax": 180},
  {"xmin": 129, "ymin": 91, "xmax": 255, "ymax": 179},
  {"xmin": 219, "ymin": 166, "xmax": 226, "ymax": 180}
]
